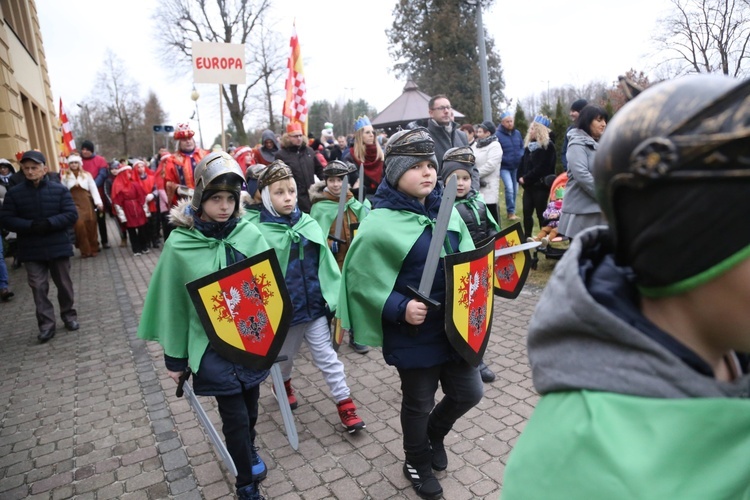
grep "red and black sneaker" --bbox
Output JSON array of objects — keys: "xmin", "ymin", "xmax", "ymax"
[
  {"xmin": 336, "ymin": 397, "xmax": 365, "ymax": 434},
  {"xmin": 272, "ymin": 378, "xmax": 298, "ymax": 410}
]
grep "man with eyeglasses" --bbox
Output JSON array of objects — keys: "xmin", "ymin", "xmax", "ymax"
[
  {"xmin": 275, "ymin": 122, "xmax": 325, "ymax": 213},
  {"xmin": 426, "ymin": 95, "xmax": 476, "ymax": 189}
]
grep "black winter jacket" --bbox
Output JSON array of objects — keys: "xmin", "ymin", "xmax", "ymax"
[
  {"xmin": 274, "ymin": 143, "xmax": 325, "ymax": 213},
  {"xmin": 0, "ymin": 176, "xmax": 77, "ymax": 262},
  {"xmin": 454, "ymin": 191, "xmax": 497, "ymax": 244},
  {"xmin": 519, "ymin": 141, "xmax": 556, "ymax": 189}
]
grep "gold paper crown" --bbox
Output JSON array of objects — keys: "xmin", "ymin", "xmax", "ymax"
[{"xmin": 258, "ymin": 160, "xmax": 293, "ymax": 190}]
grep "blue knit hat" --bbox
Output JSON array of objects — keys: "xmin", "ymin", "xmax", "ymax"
[{"xmin": 499, "ymin": 111, "xmax": 512, "ymax": 120}]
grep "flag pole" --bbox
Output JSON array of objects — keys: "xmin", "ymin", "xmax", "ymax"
[{"xmin": 219, "ymin": 84, "xmax": 225, "ymax": 151}]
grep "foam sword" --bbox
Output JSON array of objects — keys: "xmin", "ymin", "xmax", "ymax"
[{"xmin": 405, "ymin": 175, "xmax": 457, "ymax": 334}]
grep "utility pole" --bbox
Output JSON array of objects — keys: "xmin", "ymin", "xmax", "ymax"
[{"xmin": 467, "ymin": 0, "xmax": 492, "ymax": 122}]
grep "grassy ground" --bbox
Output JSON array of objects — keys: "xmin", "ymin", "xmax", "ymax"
[{"xmin": 495, "ymin": 190, "xmax": 558, "ymax": 290}]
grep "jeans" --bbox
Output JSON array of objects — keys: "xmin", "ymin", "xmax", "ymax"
[
  {"xmin": 397, "ymin": 360, "xmax": 483, "ymax": 455},
  {"xmin": 215, "ymin": 385, "xmax": 260, "ymax": 488},
  {"xmin": 279, "ymin": 316, "xmax": 350, "ymax": 402},
  {"xmin": 0, "ymin": 239, "xmax": 8, "ymax": 289},
  {"xmin": 500, "ymin": 169, "xmax": 518, "ymax": 215}
]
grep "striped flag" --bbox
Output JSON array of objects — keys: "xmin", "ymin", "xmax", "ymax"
[
  {"xmin": 282, "ymin": 24, "xmax": 308, "ymax": 135},
  {"xmin": 58, "ymin": 98, "xmax": 76, "ymax": 160}
]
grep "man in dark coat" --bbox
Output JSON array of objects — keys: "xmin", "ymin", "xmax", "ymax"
[
  {"xmin": 426, "ymin": 94, "xmax": 476, "ymax": 188},
  {"xmin": 0, "ymin": 151, "xmax": 79, "ymax": 343},
  {"xmin": 274, "ymin": 123, "xmax": 325, "ymax": 213}
]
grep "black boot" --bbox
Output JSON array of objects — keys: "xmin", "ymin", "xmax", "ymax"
[
  {"xmin": 478, "ymin": 360, "xmax": 496, "ymax": 383},
  {"xmin": 403, "ymin": 451, "xmax": 443, "ymax": 499},
  {"xmin": 236, "ymin": 481, "xmax": 265, "ymax": 500}
]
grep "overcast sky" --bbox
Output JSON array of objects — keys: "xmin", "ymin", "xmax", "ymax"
[{"xmin": 38, "ymin": 0, "xmax": 674, "ymax": 147}]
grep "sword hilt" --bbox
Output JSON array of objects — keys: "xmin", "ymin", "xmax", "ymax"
[
  {"xmin": 404, "ymin": 285, "xmax": 441, "ymax": 336},
  {"xmin": 327, "ymin": 234, "xmax": 347, "ymax": 245},
  {"xmin": 176, "ymin": 367, "xmax": 192, "ymax": 398}
]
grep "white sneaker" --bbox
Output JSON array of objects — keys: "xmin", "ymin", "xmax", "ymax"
[
  {"xmin": 134, "ymin": 252, "xmax": 142, "ymax": 257},
  {"xmin": 540, "ymin": 236, "xmax": 550, "ymax": 249}
]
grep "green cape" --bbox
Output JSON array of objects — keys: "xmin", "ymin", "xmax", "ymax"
[
  {"xmin": 251, "ymin": 212, "xmax": 341, "ymax": 312},
  {"xmin": 136, "ymin": 219, "xmax": 271, "ymax": 374},
  {"xmin": 337, "ymin": 207, "xmax": 474, "ymax": 346},
  {"xmin": 502, "ymin": 390, "xmax": 750, "ymax": 499},
  {"xmin": 309, "ymin": 195, "xmax": 370, "ymax": 237}
]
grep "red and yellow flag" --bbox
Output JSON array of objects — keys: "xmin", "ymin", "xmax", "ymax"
[
  {"xmin": 282, "ymin": 23, "xmax": 308, "ymax": 135},
  {"xmin": 58, "ymin": 98, "xmax": 76, "ymax": 161}
]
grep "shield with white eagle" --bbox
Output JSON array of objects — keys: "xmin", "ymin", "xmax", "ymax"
[
  {"xmin": 491, "ymin": 222, "xmax": 532, "ymax": 299},
  {"xmin": 186, "ymin": 249, "xmax": 291, "ymax": 370},
  {"xmin": 444, "ymin": 238, "xmax": 495, "ymax": 367}
]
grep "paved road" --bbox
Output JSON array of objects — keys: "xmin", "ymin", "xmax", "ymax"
[{"xmin": 0, "ymin": 218, "xmax": 542, "ymax": 499}]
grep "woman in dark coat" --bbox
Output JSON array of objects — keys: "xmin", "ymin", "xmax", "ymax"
[{"xmin": 518, "ymin": 115, "xmax": 557, "ymax": 239}]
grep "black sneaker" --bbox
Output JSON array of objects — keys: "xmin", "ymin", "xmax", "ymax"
[
  {"xmin": 349, "ymin": 335, "xmax": 370, "ymax": 354},
  {"xmin": 403, "ymin": 459, "xmax": 443, "ymax": 499},
  {"xmin": 478, "ymin": 361, "xmax": 496, "ymax": 383}
]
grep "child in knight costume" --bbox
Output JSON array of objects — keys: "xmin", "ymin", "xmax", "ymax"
[
  {"xmin": 440, "ymin": 146, "xmax": 500, "ymax": 384},
  {"xmin": 503, "ymin": 74, "xmax": 750, "ymax": 498},
  {"xmin": 309, "ymin": 159, "xmax": 371, "ymax": 354},
  {"xmin": 249, "ymin": 160, "xmax": 366, "ymax": 434},
  {"xmin": 338, "ymin": 128, "xmax": 481, "ymax": 500},
  {"xmin": 137, "ymin": 152, "xmax": 270, "ymax": 500}
]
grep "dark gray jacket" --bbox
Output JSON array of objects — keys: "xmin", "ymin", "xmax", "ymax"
[
  {"xmin": 561, "ymin": 128, "xmax": 600, "ymax": 215},
  {"xmin": 0, "ymin": 175, "xmax": 77, "ymax": 262}
]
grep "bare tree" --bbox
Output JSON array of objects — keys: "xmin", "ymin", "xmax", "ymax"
[
  {"xmin": 153, "ymin": 0, "xmax": 275, "ymax": 145},
  {"xmin": 89, "ymin": 51, "xmax": 146, "ymax": 158},
  {"xmin": 655, "ymin": 0, "xmax": 750, "ymax": 77},
  {"xmin": 249, "ymin": 19, "xmax": 286, "ymax": 133}
]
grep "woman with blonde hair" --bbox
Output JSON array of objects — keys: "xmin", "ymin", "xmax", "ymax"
[
  {"xmin": 61, "ymin": 154, "xmax": 103, "ymax": 257},
  {"xmin": 518, "ymin": 116, "xmax": 557, "ymax": 239},
  {"xmin": 345, "ymin": 116, "xmax": 384, "ymax": 197}
]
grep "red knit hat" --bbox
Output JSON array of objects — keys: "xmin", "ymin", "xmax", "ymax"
[{"xmin": 233, "ymin": 146, "xmax": 252, "ymax": 161}]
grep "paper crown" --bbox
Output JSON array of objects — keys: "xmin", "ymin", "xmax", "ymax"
[
  {"xmin": 258, "ymin": 160, "xmax": 293, "ymax": 190},
  {"xmin": 174, "ymin": 123, "xmax": 195, "ymax": 140},
  {"xmin": 443, "ymin": 146, "xmax": 475, "ymax": 165},
  {"xmin": 286, "ymin": 122, "xmax": 303, "ymax": 134},
  {"xmin": 354, "ymin": 115, "xmax": 371, "ymax": 132},
  {"xmin": 499, "ymin": 111, "xmax": 512, "ymax": 120},
  {"xmin": 533, "ymin": 115, "xmax": 552, "ymax": 128},
  {"xmin": 323, "ymin": 160, "xmax": 356, "ymax": 178}
]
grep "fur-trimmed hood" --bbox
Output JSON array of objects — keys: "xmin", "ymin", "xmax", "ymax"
[
  {"xmin": 168, "ymin": 198, "xmax": 245, "ymax": 229},
  {"xmin": 309, "ymin": 179, "xmax": 352, "ymax": 205}
]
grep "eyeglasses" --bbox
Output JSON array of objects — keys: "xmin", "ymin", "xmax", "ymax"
[
  {"xmin": 289, "ymin": 134, "xmax": 304, "ymax": 138},
  {"xmin": 431, "ymin": 105, "xmax": 452, "ymax": 112}
]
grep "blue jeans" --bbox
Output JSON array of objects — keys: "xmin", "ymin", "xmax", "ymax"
[
  {"xmin": 397, "ymin": 360, "xmax": 483, "ymax": 455},
  {"xmin": 500, "ymin": 169, "xmax": 518, "ymax": 215},
  {"xmin": 0, "ymin": 239, "xmax": 8, "ymax": 289}
]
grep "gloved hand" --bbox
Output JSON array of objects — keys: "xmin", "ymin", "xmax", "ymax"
[
  {"xmin": 145, "ymin": 193, "xmax": 154, "ymax": 202},
  {"xmin": 114, "ymin": 205, "xmax": 127, "ymax": 224},
  {"xmin": 30, "ymin": 218, "xmax": 52, "ymax": 234}
]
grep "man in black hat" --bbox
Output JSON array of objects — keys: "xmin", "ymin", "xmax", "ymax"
[
  {"xmin": 0, "ymin": 150, "xmax": 79, "ymax": 343},
  {"xmin": 561, "ymin": 99, "xmax": 588, "ymax": 171}
]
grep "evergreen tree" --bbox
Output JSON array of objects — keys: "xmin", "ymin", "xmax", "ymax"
[
  {"xmin": 514, "ymin": 104, "xmax": 529, "ymax": 140},
  {"xmin": 387, "ymin": 0, "xmax": 504, "ymax": 124},
  {"xmin": 552, "ymin": 98, "xmax": 568, "ymax": 174}
]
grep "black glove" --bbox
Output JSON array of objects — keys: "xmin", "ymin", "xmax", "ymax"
[{"xmin": 30, "ymin": 219, "xmax": 52, "ymax": 234}]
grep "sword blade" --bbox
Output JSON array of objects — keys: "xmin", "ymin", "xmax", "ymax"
[
  {"xmin": 417, "ymin": 175, "xmax": 457, "ymax": 295},
  {"xmin": 494, "ymin": 241, "xmax": 541, "ymax": 257},
  {"xmin": 333, "ymin": 175, "xmax": 348, "ymax": 241},
  {"xmin": 182, "ymin": 381, "xmax": 239, "ymax": 477},
  {"xmin": 358, "ymin": 163, "xmax": 364, "ymax": 203},
  {"xmin": 271, "ymin": 363, "xmax": 299, "ymax": 450}
]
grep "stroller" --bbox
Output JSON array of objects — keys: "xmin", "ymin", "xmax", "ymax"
[{"xmin": 530, "ymin": 173, "xmax": 570, "ymax": 269}]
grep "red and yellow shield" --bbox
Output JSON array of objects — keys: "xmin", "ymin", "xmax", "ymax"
[
  {"xmin": 187, "ymin": 249, "xmax": 292, "ymax": 370},
  {"xmin": 493, "ymin": 223, "xmax": 532, "ymax": 299},
  {"xmin": 444, "ymin": 238, "xmax": 495, "ymax": 367}
]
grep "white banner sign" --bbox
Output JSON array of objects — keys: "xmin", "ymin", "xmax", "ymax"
[{"xmin": 192, "ymin": 41, "xmax": 246, "ymax": 85}]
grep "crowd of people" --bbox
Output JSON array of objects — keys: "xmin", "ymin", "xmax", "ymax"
[{"xmin": 3, "ymin": 74, "xmax": 748, "ymax": 499}]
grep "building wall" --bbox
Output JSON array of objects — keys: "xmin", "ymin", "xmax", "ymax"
[{"xmin": 0, "ymin": 0, "xmax": 60, "ymax": 172}]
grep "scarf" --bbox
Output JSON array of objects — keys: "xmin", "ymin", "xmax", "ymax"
[
  {"xmin": 476, "ymin": 134, "xmax": 498, "ymax": 149},
  {"xmin": 351, "ymin": 144, "xmax": 383, "ymax": 187}
]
